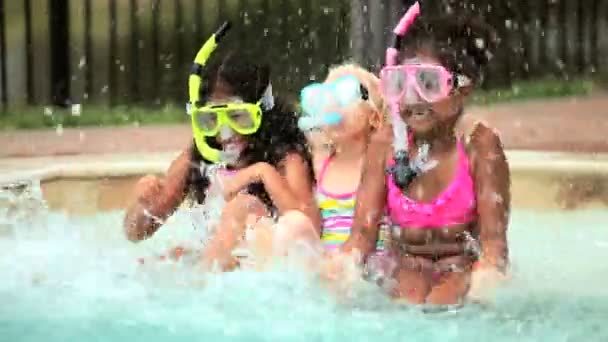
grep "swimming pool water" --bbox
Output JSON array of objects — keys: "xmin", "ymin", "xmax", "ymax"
[{"xmin": 1, "ymin": 208, "xmax": 607, "ymax": 341}]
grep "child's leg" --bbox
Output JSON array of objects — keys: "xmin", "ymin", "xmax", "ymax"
[
  {"xmin": 270, "ymin": 210, "xmax": 326, "ymax": 272},
  {"xmin": 273, "ymin": 210, "xmax": 320, "ymax": 256},
  {"xmin": 246, "ymin": 216, "xmax": 275, "ymax": 271},
  {"xmin": 200, "ymin": 193, "xmax": 269, "ymax": 271}
]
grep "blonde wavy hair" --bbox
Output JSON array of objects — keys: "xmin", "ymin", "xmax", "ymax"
[{"xmin": 307, "ymin": 63, "xmax": 388, "ymax": 154}]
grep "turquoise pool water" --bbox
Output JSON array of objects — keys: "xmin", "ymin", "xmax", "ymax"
[{"xmin": 1, "ymin": 208, "xmax": 607, "ymax": 341}]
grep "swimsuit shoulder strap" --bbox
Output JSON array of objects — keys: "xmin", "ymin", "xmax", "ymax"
[{"xmin": 317, "ymin": 154, "xmax": 333, "ymax": 188}]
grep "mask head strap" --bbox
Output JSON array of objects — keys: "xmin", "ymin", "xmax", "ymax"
[{"xmin": 260, "ymin": 83, "xmax": 275, "ymax": 111}]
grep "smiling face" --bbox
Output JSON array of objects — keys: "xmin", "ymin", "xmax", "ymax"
[{"xmin": 398, "ymin": 52, "xmax": 469, "ymax": 137}]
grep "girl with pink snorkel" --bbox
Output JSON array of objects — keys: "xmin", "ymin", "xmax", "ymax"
[{"xmin": 335, "ymin": 3, "xmax": 510, "ymax": 305}]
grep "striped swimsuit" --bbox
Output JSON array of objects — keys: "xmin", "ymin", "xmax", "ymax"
[{"xmin": 316, "ymin": 155, "xmax": 388, "ymax": 252}]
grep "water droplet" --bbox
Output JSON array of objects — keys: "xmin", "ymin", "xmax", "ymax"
[
  {"xmin": 43, "ymin": 107, "xmax": 53, "ymax": 116},
  {"xmin": 491, "ymin": 192, "xmax": 503, "ymax": 204},
  {"xmin": 78, "ymin": 57, "xmax": 86, "ymax": 69}
]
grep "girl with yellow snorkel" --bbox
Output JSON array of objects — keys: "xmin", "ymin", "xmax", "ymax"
[{"xmin": 123, "ymin": 23, "xmax": 318, "ymax": 271}]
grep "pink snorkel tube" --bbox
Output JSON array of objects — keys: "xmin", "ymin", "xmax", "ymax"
[
  {"xmin": 386, "ymin": 2, "xmax": 420, "ymax": 67},
  {"xmin": 384, "ymin": 2, "xmax": 421, "ymax": 188}
]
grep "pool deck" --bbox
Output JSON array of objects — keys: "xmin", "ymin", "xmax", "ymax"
[
  {"xmin": 2, "ymin": 94, "xmax": 608, "ymax": 157},
  {"xmin": 2, "ymin": 94, "xmax": 608, "ymax": 182}
]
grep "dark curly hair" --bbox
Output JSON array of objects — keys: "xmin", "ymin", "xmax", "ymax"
[
  {"xmin": 400, "ymin": 14, "xmax": 499, "ymax": 85},
  {"xmin": 187, "ymin": 50, "xmax": 313, "ymax": 208}
]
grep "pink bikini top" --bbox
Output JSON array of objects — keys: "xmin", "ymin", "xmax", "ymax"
[{"xmin": 386, "ymin": 140, "xmax": 477, "ymax": 229}]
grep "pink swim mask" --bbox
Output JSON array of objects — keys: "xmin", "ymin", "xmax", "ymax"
[{"xmin": 380, "ymin": 64, "xmax": 472, "ymax": 105}]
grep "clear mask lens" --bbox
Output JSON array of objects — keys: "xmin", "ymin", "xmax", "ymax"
[
  {"xmin": 195, "ymin": 111, "xmax": 219, "ymax": 132},
  {"xmin": 333, "ymin": 76, "xmax": 362, "ymax": 107},
  {"xmin": 381, "ymin": 69, "xmax": 407, "ymax": 99},
  {"xmin": 415, "ymin": 69, "xmax": 442, "ymax": 96},
  {"xmin": 226, "ymin": 109, "xmax": 255, "ymax": 130}
]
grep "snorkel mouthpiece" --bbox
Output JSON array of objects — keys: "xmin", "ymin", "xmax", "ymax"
[
  {"xmin": 387, "ymin": 150, "xmax": 417, "ymax": 188},
  {"xmin": 188, "ymin": 21, "xmax": 232, "ymax": 163}
]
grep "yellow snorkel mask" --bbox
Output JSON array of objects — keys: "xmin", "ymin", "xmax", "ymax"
[
  {"xmin": 187, "ymin": 22, "xmax": 274, "ymax": 163},
  {"xmin": 188, "ymin": 21, "xmax": 275, "ymax": 164}
]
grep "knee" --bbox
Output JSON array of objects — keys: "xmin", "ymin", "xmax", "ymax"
[
  {"xmin": 276, "ymin": 210, "xmax": 315, "ymax": 239},
  {"xmin": 272, "ymin": 211, "xmax": 317, "ymax": 254},
  {"xmin": 278, "ymin": 210, "xmax": 312, "ymax": 227}
]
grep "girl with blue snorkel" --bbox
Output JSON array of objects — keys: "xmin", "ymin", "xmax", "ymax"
[
  {"xmin": 272, "ymin": 64, "xmax": 391, "ymax": 274},
  {"xmin": 124, "ymin": 23, "xmax": 318, "ymax": 271},
  {"xmin": 328, "ymin": 4, "xmax": 510, "ymax": 305}
]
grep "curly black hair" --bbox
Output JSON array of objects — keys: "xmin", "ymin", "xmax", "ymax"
[
  {"xmin": 400, "ymin": 14, "xmax": 499, "ymax": 84},
  {"xmin": 187, "ymin": 50, "xmax": 313, "ymax": 208}
]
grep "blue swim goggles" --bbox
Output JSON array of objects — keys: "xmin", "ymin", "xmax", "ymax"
[{"xmin": 298, "ymin": 75, "xmax": 369, "ymax": 131}]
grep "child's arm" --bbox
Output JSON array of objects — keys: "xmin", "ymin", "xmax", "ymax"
[
  {"xmin": 223, "ymin": 154, "xmax": 321, "ymax": 231},
  {"xmin": 123, "ymin": 149, "xmax": 193, "ymax": 242},
  {"xmin": 340, "ymin": 125, "xmax": 392, "ymax": 259},
  {"xmin": 469, "ymin": 123, "xmax": 510, "ymax": 273}
]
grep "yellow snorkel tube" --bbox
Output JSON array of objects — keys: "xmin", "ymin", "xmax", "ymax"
[{"xmin": 188, "ymin": 21, "xmax": 232, "ymax": 163}]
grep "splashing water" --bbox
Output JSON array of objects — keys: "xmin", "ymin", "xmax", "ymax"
[
  {"xmin": 2, "ymin": 183, "xmax": 608, "ymax": 341},
  {"xmin": 188, "ymin": 164, "xmax": 226, "ymax": 240},
  {"xmin": 411, "ymin": 142, "xmax": 438, "ymax": 173}
]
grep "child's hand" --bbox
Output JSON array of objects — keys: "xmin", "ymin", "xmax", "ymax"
[
  {"xmin": 370, "ymin": 124, "xmax": 393, "ymax": 147},
  {"xmin": 467, "ymin": 262, "xmax": 508, "ymax": 304},
  {"xmin": 223, "ymin": 162, "xmax": 273, "ymax": 200},
  {"xmin": 318, "ymin": 252, "xmax": 365, "ymax": 301},
  {"xmin": 319, "ymin": 251, "xmax": 362, "ymax": 285}
]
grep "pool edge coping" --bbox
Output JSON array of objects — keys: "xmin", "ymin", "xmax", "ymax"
[{"xmin": 2, "ymin": 150, "xmax": 608, "ymax": 185}]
